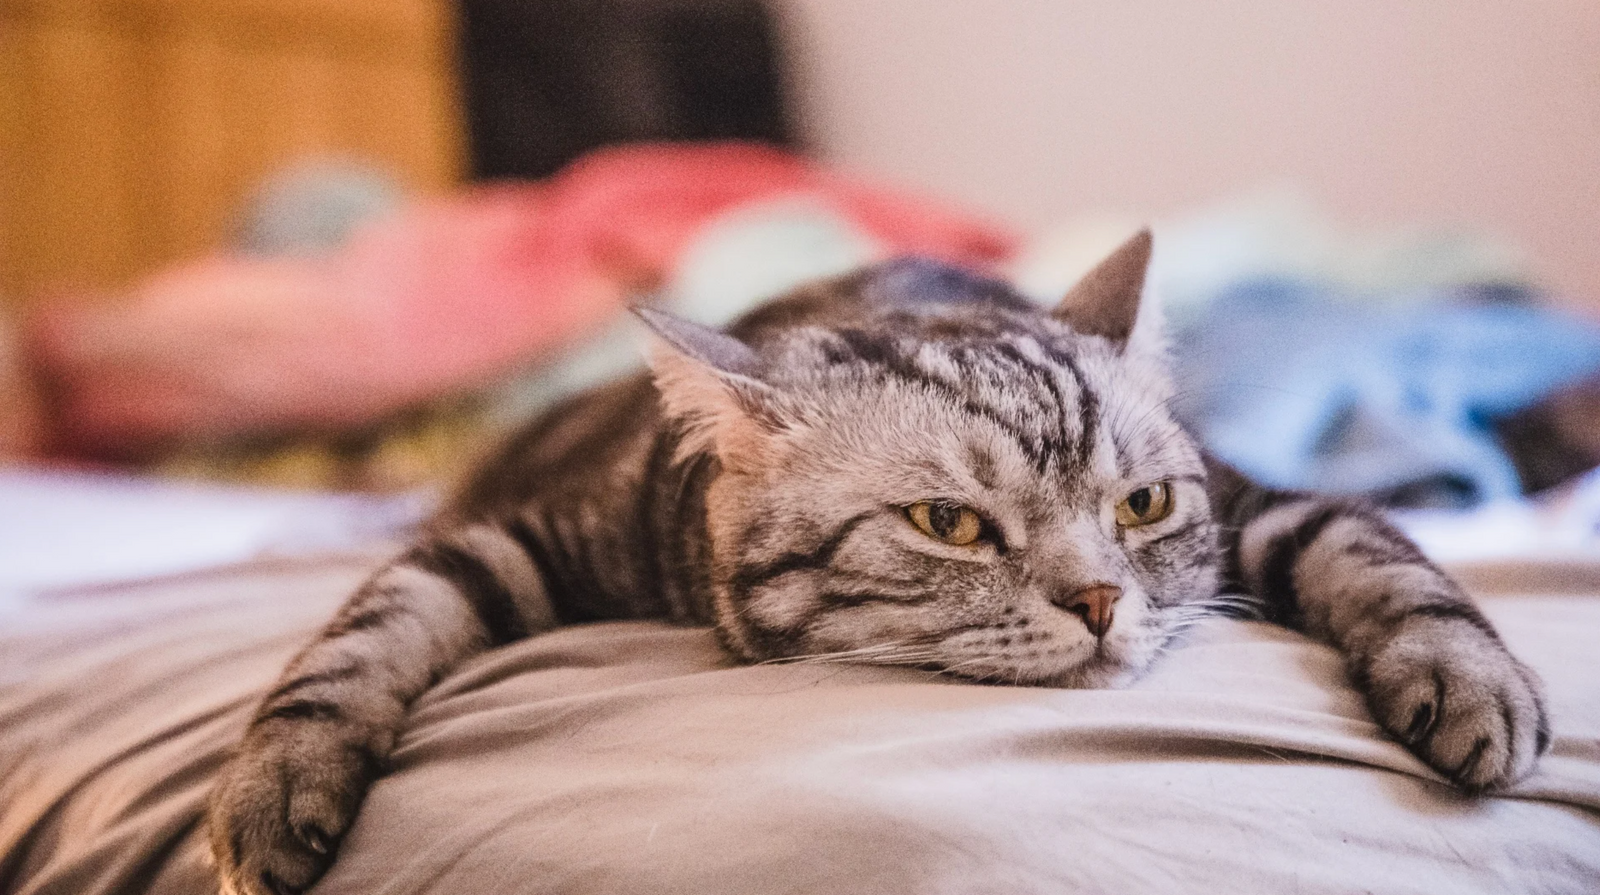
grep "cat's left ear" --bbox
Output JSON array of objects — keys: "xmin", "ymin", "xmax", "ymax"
[
  {"xmin": 1052, "ymin": 228, "xmax": 1153, "ymax": 353},
  {"xmin": 633, "ymin": 307, "xmax": 787, "ymax": 468}
]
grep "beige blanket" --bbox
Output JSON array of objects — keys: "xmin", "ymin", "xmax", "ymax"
[{"xmin": 2, "ymin": 552, "xmax": 1597, "ymax": 894}]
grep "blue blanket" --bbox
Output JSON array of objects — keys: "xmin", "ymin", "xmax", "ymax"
[{"xmin": 1174, "ymin": 281, "xmax": 1600, "ymax": 507}]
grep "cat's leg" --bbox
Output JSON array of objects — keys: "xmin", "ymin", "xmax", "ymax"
[
  {"xmin": 209, "ymin": 521, "xmax": 557, "ymax": 895},
  {"xmin": 1206, "ymin": 457, "xmax": 1548, "ymax": 791}
]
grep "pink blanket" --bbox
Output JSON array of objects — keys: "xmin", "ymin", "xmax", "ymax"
[{"xmin": 28, "ymin": 143, "xmax": 1014, "ymax": 459}]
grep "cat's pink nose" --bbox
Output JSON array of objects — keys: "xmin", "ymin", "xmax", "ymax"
[{"xmin": 1054, "ymin": 584, "xmax": 1122, "ymax": 638}]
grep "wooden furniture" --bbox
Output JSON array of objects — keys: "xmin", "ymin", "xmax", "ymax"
[{"xmin": 0, "ymin": 0, "xmax": 466, "ymax": 303}]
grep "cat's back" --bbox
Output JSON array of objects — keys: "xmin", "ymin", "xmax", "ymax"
[
  {"xmin": 726, "ymin": 257, "xmax": 1043, "ymax": 347},
  {"xmin": 447, "ymin": 373, "xmax": 663, "ymax": 521}
]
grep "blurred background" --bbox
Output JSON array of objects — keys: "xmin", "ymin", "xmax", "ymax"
[
  {"xmin": 6, "ymin": 0, "xmax": 1600, "ymax": 301},
  {"xmin": 3, "ymin": 0, "xmax": 1599, "ymax": 593}
]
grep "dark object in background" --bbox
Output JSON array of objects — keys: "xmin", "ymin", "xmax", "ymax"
[
  {"xmin": 1495, "ymin": 372, "xmax": 1600, "ymax": 494},
  {"xmin": 459, "ymin": 0, "xmax": 798, "ymax": 181}
]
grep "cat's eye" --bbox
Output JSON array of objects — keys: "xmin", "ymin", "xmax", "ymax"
[
  {"xmin": 1115, "ymin": 482, "xmax": 1174, "ymax": 527},
  {"xmin": 906, "ymin": 501, "xmax": 984, "ymax": 546}
]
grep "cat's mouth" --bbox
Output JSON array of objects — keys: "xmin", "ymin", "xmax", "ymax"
[
  {"xmin": 900, "ymin": 630, "xmax": 1150, "ymax": 689},
  {"xmin": 912, "ymin": 655, "xmax": 1132, "ymax": 690}
]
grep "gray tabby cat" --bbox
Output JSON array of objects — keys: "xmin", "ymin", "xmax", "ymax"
[{"xmin": 209, "ymin": 231, "xmax": 1548, "ymax": 895}]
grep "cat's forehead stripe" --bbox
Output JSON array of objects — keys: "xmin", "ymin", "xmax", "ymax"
[
  {"xmin": 1054, "ymin": 349, "xmax": 1100, "ymax": 474},
  {"xmin": 829, "ymin": 328, "xmax": 1049, "ymax": 467},
  {"xmin": 981, "ymin": 340, "xmax": 1077, "ymax": 475},
  {"xmin": 819, "ymin": 322, "xmax": 1115, "ymax": 484}
]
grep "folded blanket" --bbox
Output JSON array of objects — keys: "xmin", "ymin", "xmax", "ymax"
[{"xmin": 2, "ymin": 553, "xmax": 1596, "ymax": 894}]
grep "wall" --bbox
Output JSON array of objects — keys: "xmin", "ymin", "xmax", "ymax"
[
  {"xmin": 782, "ymin": 0, "xmax": 1600, "ymax": 304},
  {"xmin": 0, "ymin": 0, "xmax": 465, "ymax": 301}
]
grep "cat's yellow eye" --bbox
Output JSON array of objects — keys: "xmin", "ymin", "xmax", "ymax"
[
  {"xmin": 1115, "ymin": 482, "xmax": 1174, "ymax": 527},
  {"xmin": 907, "ymin": 501, "xmax": 984, "ymax": 546}
]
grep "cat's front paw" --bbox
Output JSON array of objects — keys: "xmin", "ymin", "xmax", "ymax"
[
  {"xmin": 209, "ymin": 723, "xmax": 382, "ymax": 895},
  {"xmin": 1359, "ymin": 620, "xmax": 1549, "ymax": 791}
]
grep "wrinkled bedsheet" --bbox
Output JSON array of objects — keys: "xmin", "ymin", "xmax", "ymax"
[{"xmin": 2, "ymin": 552, "xmax": 1597, "ymax": 895}]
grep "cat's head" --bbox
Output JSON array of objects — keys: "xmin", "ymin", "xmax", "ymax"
[{"xmin": 640, "ymin": 231, "xmax": 1221, "ymax": 687}]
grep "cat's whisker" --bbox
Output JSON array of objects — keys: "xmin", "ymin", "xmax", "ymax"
[
  {"xmin": 929, "ymin": 655, "xmax": 1004, "ymax": 679},
  {"xmin": 760, "ymin": 650, "xmax": 887, "ymax": 666},
  {"xmin": 759, "ymin": 641, "xmax": 939, "ymax": 668}
]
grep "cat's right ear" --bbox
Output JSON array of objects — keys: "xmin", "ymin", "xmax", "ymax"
[{"xmin": 633, "ymin": 308, "xmax": 787, "ymax": 468}]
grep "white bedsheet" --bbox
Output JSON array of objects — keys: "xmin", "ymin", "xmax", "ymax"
[{"xmin": 0, "ymin": 467, "xmax": 428, "ymax": 608}]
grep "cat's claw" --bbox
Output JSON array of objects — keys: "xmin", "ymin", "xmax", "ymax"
[
  {"xmin": 1358, "ymin": 624, "xmax": 1549, "ymax": 792},
  {"xmin": 209, "ymin": 726, "xmax": 379, "ymax": 895}
]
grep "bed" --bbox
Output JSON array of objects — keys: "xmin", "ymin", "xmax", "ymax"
[{"xmin": 1, "ymin": 472, "xmax": 1597, "ymax": 895}]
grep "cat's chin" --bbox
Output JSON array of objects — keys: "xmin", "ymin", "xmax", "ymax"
[
  {"xmin": 1029, "ymin": 653, "xmax": 1149, "ymax": 690},
  {"xmin": 932, "ymin": 640, "xmax": 1157, "ymax": 691}
]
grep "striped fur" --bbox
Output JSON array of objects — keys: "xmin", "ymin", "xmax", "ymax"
[{"xmin": 210, "ymin": 238, "xmax": 1547, "ymax": 895}]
